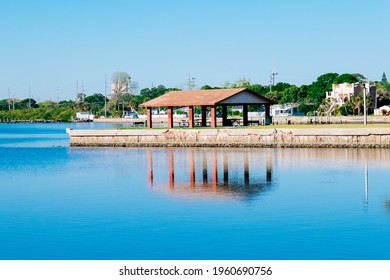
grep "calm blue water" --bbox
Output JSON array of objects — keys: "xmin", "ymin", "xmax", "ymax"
[{"xmin": 0, "ymin": 123, "xmax": 390, "ymax": 260}]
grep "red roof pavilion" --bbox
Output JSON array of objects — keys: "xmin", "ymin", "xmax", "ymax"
[{"xmin": 141, "ymin": 88, "xmax": 276, "ymax": 128}]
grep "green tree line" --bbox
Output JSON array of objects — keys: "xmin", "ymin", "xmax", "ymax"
[
  {"xmin": 1, "ymin": 72, "xmax": 389, "ymax": 122},
  {"xmin": 0, "ymin": 85, "xmax": 180, "ymax": 122}
]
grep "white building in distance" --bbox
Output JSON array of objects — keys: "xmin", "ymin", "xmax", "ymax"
[{"xmin": 326, "ymin": 83, "xmax": 377, "ymax": 108}]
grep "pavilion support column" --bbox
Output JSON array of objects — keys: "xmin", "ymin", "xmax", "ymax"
[
  {"xmin": 222, "ymin": 105, "xmax": 228, "ymax": 126},
  {"xmin": 167, "ymin": 106, "xmax": 174, "ymax": 128},
  {"xmin": 244, "ymin": 152, "xmax": 249, "ymax": 185},
  {"xmin": 266, "ymin": 152, "xmax": 272, "ymax": 182},
  {"xmin": 243, "ymin": 104, "xmax": 248, "ymax": 126},
  {"xmin": 202, "ymin": 151, "xmax": 208, "ymax": 184},
  {"xmin": 265, "ymin": 104, "xmax": 271, "ymax": 125},
  {"xmin": 147, "ymin": 107, "xmax": 153, "ymax": 128},
  {"xmin": 210, "ymin": 105, "xmax": 217, "ymax": 128},
  {"xmin": 201, "ymin": 106, "xmax": 207, "ymax": 127},
  {"xmin": 169, "ymin": 149, "xmax": 174, "ymax": 188},
  {"xmin": 223, "ymin": 151, "xmax": 229, "ymax": 186},
  {"xmin": 188, "ymin": 106, "xmax": 194, "ymax": 128},
  {"xmin": 147, "ymin": 149, "xmax": 153, "ymax": 187},
  {"xmin": 189, "ymin": 149, "xmax": 195, "ymax": 188},
  {"xmin": 212, "ymin": 150, "xmax": 218, "ymax": 188}
]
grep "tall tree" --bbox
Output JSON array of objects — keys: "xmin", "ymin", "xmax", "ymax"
[
  {"xmin": 111, "ymin": 72, "xmax": 131, "ymax": 100},
  {"xmin": 231, "ymin": 78, "xmax": 251, "ymax": 88},
  {"xmin": 272, "ymin": 82, "xmax": 291, "ymax": 92},
  {"xmin": 139, "ymin": 85, "xmax": 180, "ymax": 103},
  {"xmin": 382, "ymin": 72, "xmax": 388, "ymax": 84},
  {"xmin": 279, "ymin": 85, "xmax": 300, "ymax": 104},
  {"xmin": 0, "ymin": 99, "xmax": 9, "ymax": 111},
  {"xmin": 352, "ymin": 73, "xmax": 367, "ymax": 83},
  {"xmin": 306, "ymin": 73, "xmax": 339, "ymax": 107},
  {"xmin": 334, "ymin": 73, "xmax": 358, "ymax": 84},
  {"xmin": 84, "ymin": 93, "xmax": 106, "ymax": 114},
  {"xmin": 15, "ymin": 98, "xmax": 37, "ymax": 109},
  {"xmin": 376, "ymin": 83, "xmax": 390, "ymax": 107},
  {"xmin": 200, "ymin": 85, "xmax": 221, "ymax": 90}
]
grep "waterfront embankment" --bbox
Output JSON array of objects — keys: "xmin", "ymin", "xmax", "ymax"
[
  {"xmin": 93, "ymin": 115, "xmax": 390, "ymax": 125},
  {"xmin": 67, "ymin": 127, "xmax": 390, "ymax": 148}
]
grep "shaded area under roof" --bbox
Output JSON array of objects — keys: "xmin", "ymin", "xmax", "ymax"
[{"xmin": 141, "ymin": 88, "xmax": 276, "ymax": 107}]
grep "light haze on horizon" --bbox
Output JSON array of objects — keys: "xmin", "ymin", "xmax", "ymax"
[{"xmin": 0, "ymin": 0, "xmax": 388, "ymax": 101}]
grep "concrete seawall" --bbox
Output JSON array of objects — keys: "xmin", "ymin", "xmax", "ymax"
[{"xmin": 67, "ymin": 128, "xmax": 390, "ymax": 148}]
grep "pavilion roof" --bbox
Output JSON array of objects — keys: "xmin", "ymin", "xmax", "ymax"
[{"xmin": 140, "ymin": 88, "xmax": 276, "ymax": 107}]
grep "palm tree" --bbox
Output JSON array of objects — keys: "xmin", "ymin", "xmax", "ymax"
[{"xmin": 349, "ymin": 96, "xmax": 362, "ymax": 115}]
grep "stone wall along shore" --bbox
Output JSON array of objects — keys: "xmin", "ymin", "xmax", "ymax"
[{"xmin": 67, "ymin": 128, "xmax": 390, "ymax": 148}]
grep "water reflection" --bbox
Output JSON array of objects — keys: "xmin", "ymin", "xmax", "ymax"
[
  {"xmin": 146, "ymin": 148, "xmax": 274, "ymax": 200},
  {"xmin": 365, "ymin": 160, "xmax": 368, "ymax": 207},
  {"xmin": 144, "ymin": 148, "xmax": 390, "ymax": 207},
  {"xmin": 385, "ymin": 201, "xmax": 390, "ymax": 212}
]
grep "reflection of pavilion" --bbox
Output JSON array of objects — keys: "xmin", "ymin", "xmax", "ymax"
[
  {"xmin": 365, "ymin": 161, "xmax": 368, "ymax": 207},
  {"xmin": 146, "ymin": 148, "xmax": 273, "ymax": 199}
]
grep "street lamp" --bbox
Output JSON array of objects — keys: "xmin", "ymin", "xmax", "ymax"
[
  {"xmin": 363, "ymin": 83, "xmax": 367, "ymax": 125},
  {"xmin": 104, "ymin": 74, "xmax": 107, "ymax": 118}
]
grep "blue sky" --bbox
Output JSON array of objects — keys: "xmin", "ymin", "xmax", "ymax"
[{"xmin": 0, "ymin": 0, "xmax": 388, "ymax": 100}]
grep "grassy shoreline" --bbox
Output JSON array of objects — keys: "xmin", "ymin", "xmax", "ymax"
[{"xmin": 114, "ymin": 123, "xmax": 390, "ymax": 130}]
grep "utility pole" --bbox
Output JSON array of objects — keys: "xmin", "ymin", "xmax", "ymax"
[
  {"xmin": 269, "ymin": 71, "xmax": 278, "ymax": 92},
  {"xmin": 8, "ymin": 88, "xmax": 10, "ymax": 111},
  {"xmin": 187, "ymin": 74, "xmax": 196, "ymax": 90},
  {"xmin": 127, "ymin": 76, "xmax": 131, "ymax": 94},
  {"xmin": 28, "ymin": 85, "xmax": 31, "ymax": 108}
]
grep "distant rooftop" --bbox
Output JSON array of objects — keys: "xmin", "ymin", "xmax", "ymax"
[{"xmin": 141, "ymin": 88, "xmax": 275, "ymax": 107}]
